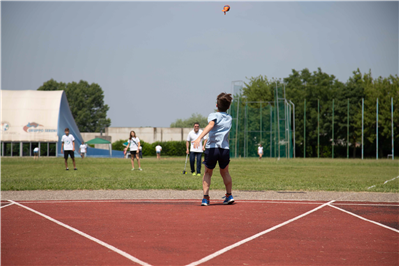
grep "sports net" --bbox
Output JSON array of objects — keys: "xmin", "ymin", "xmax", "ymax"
[{"xmin": 229, "ymin": 81, "xmax": 293, "ymax": 158}]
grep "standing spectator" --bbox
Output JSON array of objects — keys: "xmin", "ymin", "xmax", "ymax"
[
  {"xmin": 61, "ymin": 128, "xmax": 77, "ymax": 170},
  {"xmin": 155, "ymin": 144, "xmax": 162, "ymax": 159},
  {"xmin": 139, "ymin": 145, "xmax": 143, "ymax": 159},
  {"xmin": 80, "ymin": 141, "xmax": 88, "ymax": 159},
  {"xmin": 186, "ymin": 122, "xmax": 207, "ymax": 176},
  {"xmin": 258, "ymin": 144, "xmax": 263, "ymax": 160},
  {"xmin": 124, "ymin": 131, "xmax": 142, "ymax": 171},
  {"xmin": 33, "ymin": 146, "xmax": 39, "ymax": 160}
]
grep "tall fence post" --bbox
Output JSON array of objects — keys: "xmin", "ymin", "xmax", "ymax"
[
  {"xmin": 270, "ymin": 104, "xmax": 272, "ymax": 158},
  {"xmin": 290, "ymin": 100, "xmax": 296, "ymax": 158},
  {"xmin": 376, "ymin": 98, "xmax": 379, "ymax": 160},
  {"xmin": 235, "ymin": 97, "xmax": 240, "ymax": 158},
  {"xmin": 284, "ymin": 100, "xmax": 291, "ymax": 158},
  {"xmin": 392, "ymin": 97, "xmax": 394, "ymax": 160},
  {"xmin": 260, "ymin": 102, "xmax": 262, "ymax": 144},
  {"xmin": 304, "ymin": 99, "xmax": 306, "ymax": 158},
  {"xmin": 332, "ymin": 99, "xmax": 334, "ymax": 159},
  {"xmin": 244, "ymin": 101, "xmax": 248, "ymax": 158},
  {"xmin": 362, "ymin": 98, "xmax": 364, "ymax": 160},
  {"xmin": 318, "ymin": 99, "xmax": 320, "ymax": 158},
  {"xmin": 347, "ymin": 98, "xmax": 349, "ymax": 159},
  {"xmin": 276, "ymin": 83, "xmax": 280, "ymax": 159}
]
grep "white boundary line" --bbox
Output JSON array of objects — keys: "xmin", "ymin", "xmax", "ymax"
[
  {"xmin": 10, "ymin": 199, "xmax": 398, "ymax": 206},
  {"xmin": 384, "ymin": 176, "xmax": 399, "ymax": 184},
  {"xmin": 12, "ymin": 199, "xmax": 325, "ymax": 205},
  {"xmin": 1, "ymin": 202, "xmax": 15, "ymax": 209},
  {"xmin": 333, "ymin": 203, "xmax": 399, "ymax": 207},
  {"xmin": 186, "ymin": 200, "xmax": 335, "ymax": 266},
  {"xmin": 7, "ymin": 200, "xmax": 152, "ymax": 266},
  {"xmin": 368, "ymin": 175, "xmax": 399, "ymax": 189},
  {"xmin": 328, "ymin": 204, "xmax": 399, "ymax": 233}
]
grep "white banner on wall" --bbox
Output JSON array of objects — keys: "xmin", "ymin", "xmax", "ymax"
[{"xmin": 1, "ymin": 90, "xmax": 62, "ymax": 142}]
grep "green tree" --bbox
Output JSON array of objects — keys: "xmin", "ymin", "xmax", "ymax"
[
  {"xmin": 361, "ymin": 74, "xmax": 399, "ymax": 158},
  {"xmin": 112, "ymin": 139, "xmax": 127, "ymax": 151},
  {"xmin": 37, "ymin": 78, "xmax": 67, "ymax": 91},
  {"xmin": 284, "ymin": 68, "xmax": 341, "ymax": 157},
  {"xmin": 242, "ymin": 75, "xmax": 275, "ymax": 102},
  {"xmin": 336, "ymin": 69, "xmax": 367, "ymax": 158},
  {"xmin": 38, "ymin": 79, "xmax": 111, "ymax": 132},
  {"xmin": 170, "ymin": 113, "xmax": 208, "ymax": 128}
]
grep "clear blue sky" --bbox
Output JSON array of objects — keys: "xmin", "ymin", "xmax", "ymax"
[{"xmin": 2, "ymin": 1, "xmax": 398, "ymax": 128}]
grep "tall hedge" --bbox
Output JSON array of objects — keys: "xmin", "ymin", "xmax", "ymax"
[{"xmin": 112, "ymin": 139, "xmax": 187, "ymax": 156}]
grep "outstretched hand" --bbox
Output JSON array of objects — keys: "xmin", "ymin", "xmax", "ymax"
[{"xmin": 192, "ymin": 139, "xmax": 201, "ymax": 149}]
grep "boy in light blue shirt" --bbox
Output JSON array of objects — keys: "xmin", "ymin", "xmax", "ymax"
[{"xmin": 193, "ymin": 93, "xmax": 234, "ymax": 206}]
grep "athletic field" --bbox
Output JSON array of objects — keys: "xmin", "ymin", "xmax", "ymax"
[{"xmin": 1, "ymin": 157, "xmax": 398, "ymax": 192}]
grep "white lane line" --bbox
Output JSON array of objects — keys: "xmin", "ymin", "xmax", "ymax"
[
  {"xmin": 12, "ymin": 199, "xmax": 326, "ymax": 205},
  {"xmin": 14, "ymin": 200, "xmax": 398, "ymax": 207},
  {"xmin": 328, "ymin": 203, "xmax": 399, "ymax": 233},
  {"xmin": 384, "ymin": 176, "xmax": 399, "ymax": 184},
  {"xmin": 1, "ymin": 202, "xmax": 15, "ymax": 209},
  {"xmin": 334, "ymin": 203, "xmax": 399, "ymax": 207},
  {"xmin": 7, "ymin": 200, "xmax": 152, "ymax": 266},
  {"xmin": 186, "ymin": 200, "xmax": 335, "ymax": 266},
  {"xmin": 368, "ymin": 175, "xmax": 399, "ymax": 190}
]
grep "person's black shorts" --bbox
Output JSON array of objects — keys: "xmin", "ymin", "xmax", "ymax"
[
  {"xmin": 203, "ymin": 148, "xmax": 230, "ymax": 170},
  {"xmin": 130, "ymin": 151, "xmax": 137, "ymax": 157},
  {"xmin": 64, "ymin": 150, "xmax": 75, "ymax": 160}
]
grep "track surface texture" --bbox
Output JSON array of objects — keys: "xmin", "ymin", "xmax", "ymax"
[{"xmin": 2, "ymin": 192, "xmax": 398, "ymax": 266}]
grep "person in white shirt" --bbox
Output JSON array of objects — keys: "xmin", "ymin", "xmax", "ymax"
[
  {"xmin": 80, "ymin": 141, "xmax": 88, "ymax": 159},
  {"xmin": 186, "ymin": 122, "xmax": 208, "ymax": 176},
  {"xmin": 155, "ymin": 145, "xmax": 162, "ymax": 159},
  {"xmin": 258, "ymin": 144, "xmax": 264, "ymax": 160},
  {"xmin": 124, "ymin": 131, "xmax": 142, "ymax": 171},
  {"xmin": 33, "ymin": 147, "xmax": 39, "ymax": 160},
  {"xmin": 61, "ymin": 128, "xmax": 77, "ymax": 170}
]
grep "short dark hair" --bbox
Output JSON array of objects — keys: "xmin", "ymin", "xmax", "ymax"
[
  {"xmin": 217, "ymin": 93, "xmax": 232, "ymax": 112},
  {"xmin": 65, "ymin": 128, "xmax": 69, "ymax": 131},
  {"xmin": 194, "ymin": 122, "xmax": 200, "ymax": 126}
]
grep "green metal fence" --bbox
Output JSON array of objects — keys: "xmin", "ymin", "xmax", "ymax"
[{"xmin": 229, "ymin": 81, "xmax": 294, "ymax": 158}]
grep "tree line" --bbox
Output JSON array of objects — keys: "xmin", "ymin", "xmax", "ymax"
[
  {"xmin": 38, "ymin": 79, "xmax": 111, "ymax": 132},
  {"xmin": 240, "ymin": 68, "xmax": 398, "ymax": 158}
]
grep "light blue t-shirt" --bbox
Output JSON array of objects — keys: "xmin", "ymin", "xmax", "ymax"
[{"xmin": 205, "ymin": 112, "xmax": 232, "ymax": 149}]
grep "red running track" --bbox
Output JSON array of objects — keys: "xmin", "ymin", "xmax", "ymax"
[{"xmin": 2, "ymin": 199, "xmax": 398, "ymax": 266}]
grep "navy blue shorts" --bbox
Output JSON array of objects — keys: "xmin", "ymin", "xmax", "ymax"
[{"xmin": 203, "ymin": 148, "xmax": 230, "ymax": 170}]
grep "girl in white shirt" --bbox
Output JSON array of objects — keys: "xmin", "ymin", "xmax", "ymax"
[
  {"xmin": 124, "ymin": 131, "xmax": 142, "ymax": 171},
  {"xmin": 258, "ymin": 144, "xmax": 263, "ymax": 160}
]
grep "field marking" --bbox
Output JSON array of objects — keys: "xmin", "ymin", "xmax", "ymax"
[
  {"xmin": 7, "ymin": 200, "xmax": 152, "ymax": 266},
  {"xmin": 328, "ymin": 203, "xmax": 399, "ymax": 233},
  {"xmin": 368, "ymin": 175, "xmax": 399, "ymax": 189},
  {"xmin": 384, "ymin": 176, "xmax": 399, "ymax": 184},
  {"xmin": 186, "ymin": 200, "xmax": 335, "ymax": 266},
  {"xmin": 16, "ymin": 198, "xmax": 399, "ymax": 207},
  {"xmin": 11, "ymin": 199, "xmax": 398, "ymax": 207},
  {"xmin": 332, "ymin": 203, "xmax": 399, "ymax": 207},
  {"xmin": 1, "ymin": 202, "xmax": 15, "ymax": 209},
  {"xmin": 14, "ymin": 199, "xmax": 325, "ymax": 205}
]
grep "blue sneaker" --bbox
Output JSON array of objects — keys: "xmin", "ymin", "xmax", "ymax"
[
  {"xmin": 223, "ymin": 194, "xmax": 234, "ymax": 205},
  {"xmin": 201, "ymin": 198, "xmax": 210, "ymax": 206}
]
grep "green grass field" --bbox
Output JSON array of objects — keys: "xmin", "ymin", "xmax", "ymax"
[{"xmin": 1, "ymin": 157, "xmax": 398, "ymax": 192}]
